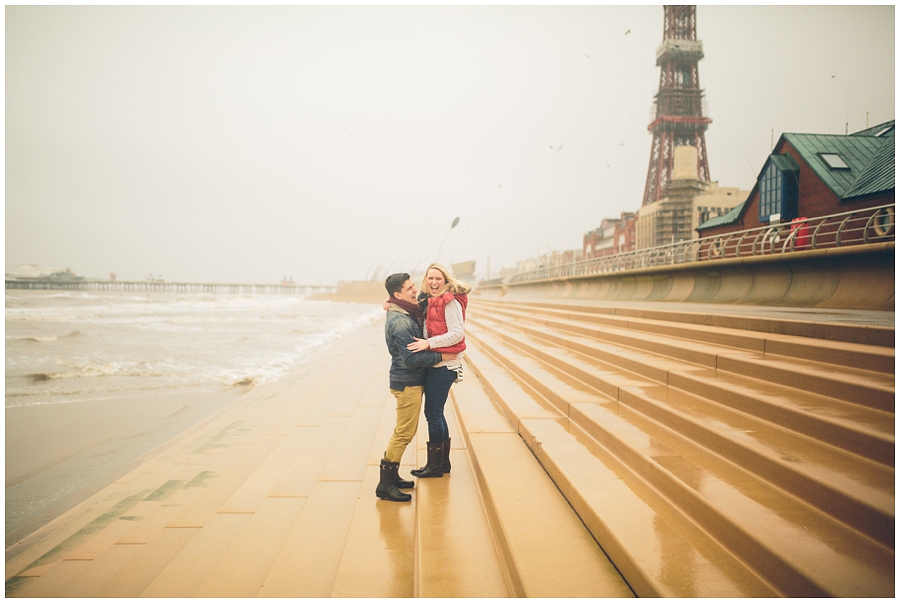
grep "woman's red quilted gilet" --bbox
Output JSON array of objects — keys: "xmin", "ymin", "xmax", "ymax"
[{"xmin": 426, "ymin": 292, "xmax": 467, "ymax": 353}]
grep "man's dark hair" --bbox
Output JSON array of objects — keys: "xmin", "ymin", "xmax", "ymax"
[{"xmin": 385, "ymin": 273, "xmax": 410, "ymax": 298}]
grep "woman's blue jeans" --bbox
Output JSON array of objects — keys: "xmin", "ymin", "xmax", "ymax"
[{"xmin": 423, "ymin": 366, "xmax": 456, "ymax": 443}]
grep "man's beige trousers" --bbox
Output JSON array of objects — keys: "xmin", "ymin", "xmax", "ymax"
[{"xmin": 385, "ymin": 385, "xmax": 424, "ymax": 463}]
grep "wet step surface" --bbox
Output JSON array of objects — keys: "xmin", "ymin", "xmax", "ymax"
[
  {"xmin": 5, "ymin": 318, "xmax": 631, "ymax": 598},
  {"xmin": 468, "ymin": 298, "xmax": 894, "ymax": 597},
  {"xmin": 7, "ymin": 300, "xmax": 893, "ymax": 597}
]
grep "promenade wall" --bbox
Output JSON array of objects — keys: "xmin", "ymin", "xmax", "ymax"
[{"xmin": 479, "ymin": 243, "xmax": 894, "ymax": 311}]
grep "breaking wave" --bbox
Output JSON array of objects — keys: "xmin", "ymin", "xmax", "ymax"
[{"xmin": 7, "ymin": 291, "xmax": 382, "ymax": 408}]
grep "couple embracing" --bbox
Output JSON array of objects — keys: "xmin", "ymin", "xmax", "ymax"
[{"xmin": 376, "ymin": 262, "xmax": 470, "ymax": 502}]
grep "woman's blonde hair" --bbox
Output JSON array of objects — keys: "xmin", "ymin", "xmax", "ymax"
[{"xmin": 420, "ymin": 262, "xmax": 472, "ymax": 297}]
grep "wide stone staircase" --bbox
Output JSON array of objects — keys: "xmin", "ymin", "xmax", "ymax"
[
  {"xmin": 464, "ymin": 298, "xmax": 894, "ymax": 597},
  {"xmin": 5, "ymin": 300, "xmax": 893, "ymax": 597}
]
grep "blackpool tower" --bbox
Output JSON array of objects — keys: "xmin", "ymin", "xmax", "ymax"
[{"xmin": 642, "ymin": 5, "xmax": 711, "ymax": 206}]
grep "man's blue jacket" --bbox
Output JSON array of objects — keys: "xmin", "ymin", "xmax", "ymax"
[{"xmin": 385, "ymin": 305, "xmax": 442, "ymax": 391}]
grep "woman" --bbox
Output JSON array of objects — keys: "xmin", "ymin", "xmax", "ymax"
[{"xmin": 407, "ymin": 262, "xmax": 470, "ymax": 478}]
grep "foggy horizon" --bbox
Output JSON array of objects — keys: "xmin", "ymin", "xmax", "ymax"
[{"xmin": 6, "ymin": 5, "xmax": 894, "ymax": 286}]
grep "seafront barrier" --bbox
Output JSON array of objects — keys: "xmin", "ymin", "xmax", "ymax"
[{"xmin": 478, "ymin": 242, "xmax": 895, "ymax": 311}]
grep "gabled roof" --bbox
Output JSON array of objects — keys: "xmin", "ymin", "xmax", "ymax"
[
  {"xmin": 783, "ymin": 119, "xmax": 894, "ymax": 200},
  {"xmin": 843, "ymin": 131, "xmax": 895, "ymax": 199},
  {"xmin": 697, "ymin": 120, "xmax": 895, "ymax": 232},
  {"xmin": 766, "ymin": 153, "xmax": 800, "ymax": 173},
  {"xmin": 850, "ymin": 121, "xmax": 895, "ymax": 138}
]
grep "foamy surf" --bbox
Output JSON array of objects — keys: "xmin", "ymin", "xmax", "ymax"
[{"xmin": 6, "ymin": 291, "xmax": 382, "ymax": 408}]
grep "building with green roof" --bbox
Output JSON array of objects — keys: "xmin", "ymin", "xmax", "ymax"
[{"xmin": 697, "ymin": 120, "xmax": 894, "ymax": 237}]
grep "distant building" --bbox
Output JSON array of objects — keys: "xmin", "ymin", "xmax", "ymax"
[
  {"xmin": 583, "ymin": 212, "xmax": 636, "ymax": 259},
  {"xmin": 6, "ymin": 265, "xmax": 85, "ymax": 282},
  {"xmin": 515, "ymin": 249, "xmax": 582, "ymax": 275},
  {"xmin": 494, "ymin": 266, "xmax": 518, "ymax": 279},
  {"xmin": 451, "ymin": 260, "xmax": 476, "ymax": 283},
  {"xmin": 637, "ymin": 146, "xmax": 748, "ymax": 248},
  {"xmin": 697, "ymin": 120, "xmax": 895, "ymax": 237}
]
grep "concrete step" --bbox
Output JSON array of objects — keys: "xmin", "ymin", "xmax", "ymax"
[
  {"xmin": 478, "ymin": 298, "xmax": 895, "ymax": 348},
  {"xmin": 566, "ymin": 400, "xmax": 893, "ymax": 596},
  {"xmin": 483, "ymin": 302, "xmax": 895, "ymax": 390},
  {"xmin": 470, "ymin": 317, "xmax": 892, "ymax": 516},
  {"xmin": 479, "ymin": 299, "xmax": 895, "ymax": 371},
  {"xmin": 716, "ymin": 352, "xmax": 894, "ymax": 411},
  {"xmin": 469, "ymin": 321, "xmax": 892, "ymax": 515},
  {"xmin": 474, "ymin": 317, "xmax": 892, "ymax": 466},
  {"xmin": 473, "ymin": 310, "xmax": 892, "ymax": 419},
  {"xmin": 441, "ymin": 370, "xmax": 633, "ymax": 597},
  {"xmin": 668, "ymin": 369, "xmax": 894, "ymax": 466},
  {"xmin": 465, "ymin": 311, "xmax": 894, "ymax": 597},
  {"xmin": 461, "ymin": 343, "xmax": 777, "ymax": 596},
  {"xmin": 487, "ymin": 303, "xmax": 756, "ymax": 366}
]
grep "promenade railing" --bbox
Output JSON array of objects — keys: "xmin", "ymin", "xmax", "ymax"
[{"xmin": 499, "ymin": 203, "xmax": 895, "ymax": 285}]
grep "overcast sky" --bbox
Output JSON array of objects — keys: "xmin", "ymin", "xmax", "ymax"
[{"xmin": 6, "ymin": 4, "xmax": 894, "ymax": 285}]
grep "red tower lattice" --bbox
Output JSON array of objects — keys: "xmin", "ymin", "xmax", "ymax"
[{"xmin": 642, "ymin": 5, "xmax": 711, "ymax": 206}]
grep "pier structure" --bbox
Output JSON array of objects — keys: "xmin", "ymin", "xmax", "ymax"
[
  {"xmin": 5, "ymin": 244, "xmax": 895, "ymax": 597},
  {"xmin": 4, "ymin": 279, "xmax": 335, "ymax": 296}
]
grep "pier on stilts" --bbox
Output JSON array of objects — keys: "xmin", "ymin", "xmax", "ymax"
[{"xmin": 5, "ymin": 279, "xmax": 335, "ymax": 296}]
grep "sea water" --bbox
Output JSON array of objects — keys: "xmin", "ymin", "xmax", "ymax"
[
  {"xmin": 6, "ymin": 289, "xmax": 383, "ymax": 538},
  {"xmin": 6, "ymin": 289, "xmax": 383, "ymax": 408}
]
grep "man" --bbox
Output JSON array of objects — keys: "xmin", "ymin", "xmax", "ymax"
[{"xmin": 377, "ymin": 272, "xmax": 457, "ymax": 502}]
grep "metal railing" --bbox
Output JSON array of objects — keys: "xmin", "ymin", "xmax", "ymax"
[{"xmin": 504, "ymin": 204, "xmax": 895, "ymax": 284}]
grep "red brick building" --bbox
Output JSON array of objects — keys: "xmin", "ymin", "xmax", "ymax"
[
  {"xmin": 697, "ymin": 121, "xmax": 895, "ymax": 239},
  {"xmin": 583, "ymin": 212, "xmax": 636, "ymax": 259}
]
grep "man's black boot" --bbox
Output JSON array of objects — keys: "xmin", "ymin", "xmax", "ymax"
[
  {"xmin": 392, "ymin": 463, "xmax": 415, "ymax": 489},
  {"xmin": 376, "ymin": 459, "xmax": 411, "ymax": 501}
]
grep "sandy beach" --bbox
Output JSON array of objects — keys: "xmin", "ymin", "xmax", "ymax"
[{"xmin": 6, "ymin": 384, "xmax": 252, "ymax": 544}]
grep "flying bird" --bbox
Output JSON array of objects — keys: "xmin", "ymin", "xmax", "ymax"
[
  {"xmin": 625, "ymin": 29, "xmax": 631, "ymax": 35},
  {"xmin": 583, "ymin": 53, "xmax": 592, "ymax": 60}
]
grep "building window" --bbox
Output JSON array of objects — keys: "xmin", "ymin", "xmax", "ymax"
[
  {"xmin": 758, "ymin": 155, "xmax": 799, "ymax": 221},
  {"xmin": 819, "ymin": 153, "xmax": 849, "ymax": 170}
]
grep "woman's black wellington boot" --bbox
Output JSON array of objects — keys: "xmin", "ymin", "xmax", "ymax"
[
  {"xmin": 441, "ymin": 438, "xmax": 451, "ymax": 474},
  {"xmin": 411, "ymin": 441, "xmax": 444, "ymax": 478}
]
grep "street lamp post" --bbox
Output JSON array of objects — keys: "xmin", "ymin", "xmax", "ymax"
[{"xmin": 436, "ymin": 217, "xmax": 460, "ymax": 261}]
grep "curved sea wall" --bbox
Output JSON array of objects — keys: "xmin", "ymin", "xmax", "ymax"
[{"xmin": 478, "ymin": 243, "xmax": 894, "ymax": 311}]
